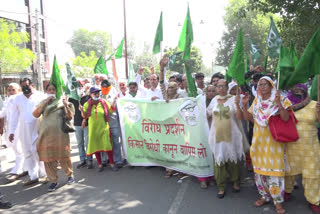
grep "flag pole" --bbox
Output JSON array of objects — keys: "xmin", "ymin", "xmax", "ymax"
[
  {"xmin": 277, "ymin": 70, "xmax": 280, "ymax": 90},
  {"xmin": 123, "ymin": 0, "xmax": 128, "ymax": 79}
]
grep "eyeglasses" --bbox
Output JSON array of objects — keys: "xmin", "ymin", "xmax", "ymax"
[{"xmin": 258, "ymin": 83, "xmax": 269, "ymax": 88}]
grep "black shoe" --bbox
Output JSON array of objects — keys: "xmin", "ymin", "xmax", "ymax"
[
  {"xmin": 48, "ymin": 183, "xmax": 59, "ymax": 192},
  {"xmin": 116, "ymin": 162, "xmax": 124, "ymax": 168},
  {"xmin": 111, "ymin": 165, "xmax": 119, "ymax": 172},
  {"xmin": 76, "ymin": 161, "xmax": 86, "ymax": 169},
  {"xmin": 0, "ymin": 201, "xmax": 12, "ymax": 209},
  {"xmin": 87, "ymin": 161, "xmax": 93, "ymax": 169},
  {"xmin": 67, "ymin": 177, "xmax": 75, "ymax": 185},
  {"xmin": 98, "ymin": 167, "xmax": 104, "ymax": 172}
]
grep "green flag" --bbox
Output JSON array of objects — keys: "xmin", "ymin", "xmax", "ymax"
[
  {"xmin": 310, "ymin": 76, "xmax": 318, "ymax": 101},
  {"xmin": 276, "ymin": 46, "xmax": 293, "ymax": 89},
  {"xmin": 65, "ymin": 63, "xmax": 81, "ymax": 101},
  {"xmin": 178, "ymin": 6, "xmax": 193, "ymax": 61},
  {"xmin": 287, "ymin": 28, "xmax": 320, "ymax": 88},
  {"xmin": 152, "ymin": 12, "xmax": 163, "ymax": 54},
  {"xmin": 127, "ymin": 63, "xmax": 135, "ymax": 84},
  {"xmin": 267, "ymin": 17, "xmax": 282, "ymax": 58},
  {"xmin": 185, "ymin": 63, "xmax": 198, "ymax": 97},
  {"xmin": 263, "ymin": 56, "xmax": 268, "ymax": 73},
  {"xmin": 94, "ymin": 56, "xmax": 108, "ymax": 75},
  {"xmin": 227, "ymin": 29, "xmax": 245, "ymax": 86},
  {"xmin": 249, "ymin": 39, "xmax": 260, "ymax": 64},
  {"xmin": 50, "ymin": 56, "xmax": 66, "ymax": 99},
  {"xmin": 166, "ymin": 52, "xmax": 182, "ymax": 69},
  {"xmin": 115, "ymin": 38, "xmax": 124, "ymax": 59},
  {"xmin": 225, "ymin": 70, "xmax": 232, "ymax": 83}
]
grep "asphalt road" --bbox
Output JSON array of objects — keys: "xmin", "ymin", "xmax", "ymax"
[{"xmin": 0, "ymin": 134, "xmax": 313, "ymax": 214}]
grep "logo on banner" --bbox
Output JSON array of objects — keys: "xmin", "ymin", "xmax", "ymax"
[
  {"xmin": 123, "ymin": 102, "xmax": 141, "ymax": 123},
  {"xmin": 179, "ymin": 100, "xmax": 199, "ymax": 126}
]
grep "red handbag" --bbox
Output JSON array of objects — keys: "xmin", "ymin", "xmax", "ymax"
[{"xmin": 268, "ymin": 110, "xmax": 299, "ymax": 143}]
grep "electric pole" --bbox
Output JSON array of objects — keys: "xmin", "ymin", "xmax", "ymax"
[
  {"xmin": 35, "ymin": 9, "xmax": 42, "ymax": 91},
  {"xmin": 123, "ymin": 0, "xmax": 128, "ymax": 79}
]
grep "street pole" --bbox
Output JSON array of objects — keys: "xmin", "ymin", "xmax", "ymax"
[
  {"xmin": 123, "ymin": 0, "xmax": 128, "ymax": 79},
  {"xmin": 35, "ymin": 9, "xmax": 42, "ymax": 91}
]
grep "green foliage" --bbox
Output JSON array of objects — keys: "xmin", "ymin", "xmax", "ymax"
[
  {"xmin": 70, "ymin": 51, "xmax": 98, "ymax": 77},
  {"xmin": 68, "ymin": 29, "xmax": 111, "ymax": 57},
  {"xmin": 133, "ymin": 42, "xmax": 157, "ymax": 76},
  {"xmin": 164, "ymin": 46, "xmax": 203, "ymax": 74},
  {"xmin": 246, "ymin": 0, "xmax": 320, "ymax": 56},
  {"xmin": 0, "ymin": 19, "xmax": 35, "ymax": 73},
  {"xmin": 215, "ymin": 0, "xmax": 280, "ymax": 68}
]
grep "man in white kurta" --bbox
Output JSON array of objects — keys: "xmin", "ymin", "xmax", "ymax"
[
  {"xmin": 0, "ymin": 83, "xmax": 24, "ymax": 180},
  {"xmin": 8, "ymin": 78, "xmax": 46, "ymax": 185}
]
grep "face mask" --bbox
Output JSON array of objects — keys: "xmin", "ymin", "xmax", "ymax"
[
  {"xmin": 101, "ymin": 86, "xmax": 112, "ymax": 95},
  {"xmin": 47, "ymin": 94, "xmax": 56, "ymax": 99},
  {"xmin": 293, "ymin": 93, "xmax": 304, "ymax": 99},
  {"xmin": 22, "ymin": 85, "xmax": 31, "ymax": 95},
  {"xmin": 92, "ymin": 96, "xmax": 100, "ymax": 101}
]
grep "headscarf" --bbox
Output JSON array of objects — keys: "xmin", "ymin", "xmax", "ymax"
[
  {"xmin": 287, "ymin": 83, "xmax": 308, "ymax": 105},
  {"xmin": 251, "ymin": 76, "xmax": 285, "ymax": 127},
  {"xmin": 287, "ymin": 83, "xmax": 311, "ymax": 111},
  {"xmin": 227, "ymin": 81, "xmax": 238, "ymax": 94}
]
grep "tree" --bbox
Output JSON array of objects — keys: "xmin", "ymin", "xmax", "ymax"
[
  {"xmin": 164, "ymin": 46, "xmax": 203, "ymax": 74},
  {"xmin": 0, "ymin": 19, "xmax": 35, "ymax": 93},
  {"xmin": 245, "ymin": 0, "xmax": 320, "ymax": 55},
  {"xmin": 70, "ymin": 51, "xmax": 98, "ymax": 78},
  {"xmin": 133, "ymin": 42, "xmax": 157, "ymax": 76},
  {"xmin": 68, "ymin": 29, "xmax": 111, "ymax": 57},
  {"xmin": 215, "ymin": 0, "xmax": 280, "ymax": 67}
]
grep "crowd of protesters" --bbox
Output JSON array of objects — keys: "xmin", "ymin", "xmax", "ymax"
[{"xmin": 0, "ymin": 57, "xmax": 319, "ymax": 214}]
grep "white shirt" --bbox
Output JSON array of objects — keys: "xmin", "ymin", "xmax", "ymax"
[
  {"xmin": 178, "ymin": 88, "xmax": 203, "ymax": 98},
  {"xmin": 9, "ymin": 91, "xmax": 45, "ymax": 134},
  {"xmin": 146, "ymin": 87, "xmax": 163, "ymax": 100},
  {"xmin": 124, "ymin": 90, "xmax": 144, "ymax": 99}
]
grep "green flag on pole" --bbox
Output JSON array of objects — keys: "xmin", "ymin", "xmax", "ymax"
[
  {"xmin": 185, "ymin": 64, "xmax": 198, "ymax": 97},
  {"xmin": 249, "ymin": 39, "xmax": 260, "ymax": 64},
  {"xmin": 65, "ymin": 63, "xmax": 81, "ymax": 101},
  {"xmin": 276, "ymin": 46, "xmax": 294, "ymax": 89},
  {"xmin": 106, "ymin": 38, "xmax": 125, "ymax": 61},
  {"xmin": 127, "ymin": 63, "xmax": 135, "ymax": 84},
  {"xmin": 267, "ymin": 17, "xmax": 282, "ymax": 58},
  {"xmin": 115, "ymin": 38, "xmax": 124, "ymax": 59},
  {"xmin": 287, "ymin": 28, "xmax": 320, "ymax": 88},
  {"xmin": 227, "ymin": 29, "xmax": 245, "ymax": 86},
  {"xmin": 50, "ymin": 56, "xmax": 66, "ymax": 99},
  {"xmin": 178, "ymin": 6, "xmax": 193, "ymax": 61},
  {"xmin": 152, "ymin": 12, "xmax": 163, "ymax": 54},
  {"xmin": 94, "ymin": 56, "xmax": 108, "ymax": 75},
  {"xmin": 263, "ymin": 56, "xmax": 268, "ymax": 74}
]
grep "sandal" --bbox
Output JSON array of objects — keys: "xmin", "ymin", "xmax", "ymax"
[
  {"xmin": 232, "ymin": 186, "xmax": 240, "ymax": 193},
  {"xmin": 200, "ymin": 181, "xmax": 208, "ymax": 189},
  {"xmin": 254, "ymin": 198, "xmax": 268, "ymax": 207},
  {"xmin": 217, "ymin": 190, "xmax": 225, "ymax": 199},
  {"xmin": 164, "ymin": 171, "xmax": 173, "ymax": 179},
  {"xmin": 275, "ymin": 203, "xmax": 286, "ymax": 214}
]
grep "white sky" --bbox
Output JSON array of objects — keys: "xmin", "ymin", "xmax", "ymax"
[{"xmin": 45, "ymin": 0, "xmax": 228, "ymax": 69}]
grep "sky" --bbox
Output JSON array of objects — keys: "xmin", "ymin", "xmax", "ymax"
[{"xmin": 45, "ymin": 0, "xmax": 228, "ymax": 70}]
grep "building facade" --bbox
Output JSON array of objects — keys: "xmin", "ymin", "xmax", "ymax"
[{"xmin": 0, "ymin": 0, "xmax": 50, "ymax": 94}]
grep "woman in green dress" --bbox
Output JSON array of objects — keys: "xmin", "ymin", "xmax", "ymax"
[
  {"xmin": 33, "ymin": 83, "xmax": 75, "ymax": 192},
  {"xmin": 80, "ymin": 87, "xmax": 118, "ymax": 172}
]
